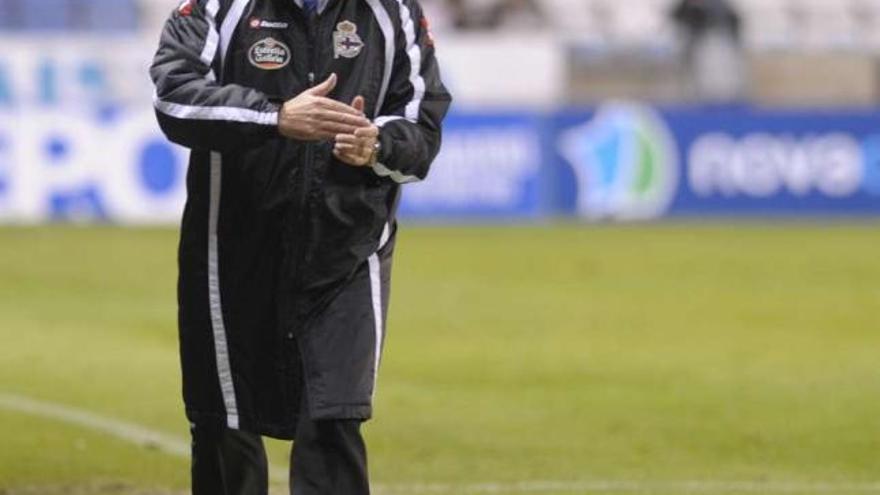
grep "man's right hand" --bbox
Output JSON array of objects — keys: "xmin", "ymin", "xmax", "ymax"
[{"xmin": 278, "ymin": 73, "xmax": 371, "ymax": 141}]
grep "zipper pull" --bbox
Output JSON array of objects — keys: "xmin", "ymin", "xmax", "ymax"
[{"xmin": 308, "ymin": 72, "xmax": 316, "ymax": 86}]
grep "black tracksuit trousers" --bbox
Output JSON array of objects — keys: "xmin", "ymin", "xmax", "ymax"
[{"xmin": 190, "ymin": 400, "xmax": 370, "ymax": 495}]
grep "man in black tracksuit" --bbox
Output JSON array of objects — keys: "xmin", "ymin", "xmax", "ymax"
[{"xmin": 149, "ymin": 0, "xmax": 451, "ymax": 493}]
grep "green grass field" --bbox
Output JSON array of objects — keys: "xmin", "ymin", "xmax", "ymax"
[{"xmin": 1, "ymin": 223, "xmax": 879, "ymax": 495}]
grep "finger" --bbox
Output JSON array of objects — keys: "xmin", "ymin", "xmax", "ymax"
[
  {"xmin": 306, "ymin": 73, "xmax": 337, "ymax": 96},
  {"xmin": 334, "ymin": 141, "xmax": 369, "ymax": 157},
  {"xmin": 305, "ymin": 126, "xmax": 351, "ymax": 141},
  {"xmin": 333, "ymin": 148, "xmax": 365, "ymax": 165},
  {"xmin": 316, "ymin": 97, "xmax": 366, "ymax": 116},
  {"xmin": 351, "ymin": 96, "xmax": 365, "ymax": 114},
  {"xmin": 354, "ymin": 126, "xmax": 379, "ymax": 138},
  {"xmin": 317, "ymin": 122, "xmax": 366, "ymax": 136},
  {"xmin": 320, "ymin": 124, "xmax": 371, "ymax": 139},
  {"xmin": 318, "ymin": 110, "xmax": 370, "ymax": 126},
  {"xmin": 333, "ymin": 138, "xmax": 357, "ymax": 148},
  {"xmin": 334, "ymin": 134, "xmax": 373, "ymax": 146},
  {"xmin": 318, "ymin": 131, "xmax": 347, "ymax": 141},
  {"xmin": 346, "ymin": 138, "xmax": 376, "ymax": 153},
  {"xmin": 334, "ymin": 142, "xmax": 366, "ymax": 154},
  {"xmin": 317, "ymin": 111, "xmax": 371, "ymax": 127}
]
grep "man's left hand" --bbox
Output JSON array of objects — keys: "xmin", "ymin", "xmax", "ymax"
[{"xmin": 333, "ymin": 96, "xmax": 379, "ymax": 167}]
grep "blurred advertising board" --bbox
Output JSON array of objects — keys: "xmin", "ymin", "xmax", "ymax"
[
  {"xmin": 552, "ymin": 104, "xmax": 880, "ymax": 220},
  {"xmin": 2, "ymin": 102, "xmax": 880, "ymax": 224},
  {"xmin": 398, "ymin": 113, "xmax": 547, "ymax": 219},
  {"xmin": 404, "ymin": 103, "xmax": 880, "ymax": 220},
  {"xmin": 0, "ymin": 38, "xmax": 187, "ymax": 224},
  {"xmin": 0, "ymin": 106, "xmax": 188, "ymax": 224},
  {"xmin": 0, "ymin": 38, "xmax": 879, "ymax": 223}
]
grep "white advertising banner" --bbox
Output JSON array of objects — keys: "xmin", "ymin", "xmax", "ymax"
[
  {"xmin": 0, "ymin": 37, "xmax": 190, "ymax": 224},
  {"xmin": 0, "ymin": 35, "xmax": 562, "ymax": 224}
]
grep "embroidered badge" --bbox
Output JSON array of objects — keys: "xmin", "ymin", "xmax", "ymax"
[
  {"xmin": 248, "ymin": 37, "xmax": 291, "ymax": 70},
  {"xmin": 333, "ymin": 21, "xmax": 365, "ymax": 59}
]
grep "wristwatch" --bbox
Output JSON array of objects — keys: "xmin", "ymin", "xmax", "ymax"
[{"xmin": 367, "ymin": 140, "xmax": 382, "ymax": 168}]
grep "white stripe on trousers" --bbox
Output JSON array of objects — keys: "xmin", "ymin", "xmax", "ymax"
[
  {"xmin": 369, "ymin": 223, "xmax": 392, "ymax": 397},
  {"xmin": 203, "ymin": 0, "xmax": 252, "ymax": 431},
  {"xmin": 208, "ymin": 152, "xmax": 239, "ymax": 429}
]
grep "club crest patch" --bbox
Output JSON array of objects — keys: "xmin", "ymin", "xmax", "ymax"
[
  {"xmin": 248, "ymin": 37, "xmax": 291, "ymax": 70},
  {"xmin": 333, "ymin": 21, "xmax": 364, "ymax": 59}
]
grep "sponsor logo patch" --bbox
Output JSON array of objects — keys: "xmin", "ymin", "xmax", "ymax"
[
  {"xmin": 248, "ymin": 17, "xmax": 290, "ymax": 29},
  {"xmin": 248, "ymin": 37, "xmax": 291, "ymax": 70},
  {"xmin": 333, "ymin": 21, "xmax": 364, "ymax": 59}
]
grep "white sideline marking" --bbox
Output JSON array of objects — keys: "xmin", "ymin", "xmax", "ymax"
[
  {"xmin": 0, "ymin": 393, "xmax": 191, "ymax": 457},
  {"xmin": 372, "ymin": 480, "xmax": 880, "ymax": 494},
  {"xmin": 2, "ymin": 393, "xmax": 880, "ymax": 494},
  {"xmin": 0, "ymin": 393, "xmax": 288, "ymax": 483}
]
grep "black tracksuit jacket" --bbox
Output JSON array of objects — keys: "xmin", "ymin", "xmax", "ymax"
[{"xmin": 150, "ymin": 0, "xmax": 451, "ymax": 439}]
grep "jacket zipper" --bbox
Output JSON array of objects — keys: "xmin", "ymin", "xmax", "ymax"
[{"xmin": 292, "ymin": 15, "xmax": 320, "ymax": 307}]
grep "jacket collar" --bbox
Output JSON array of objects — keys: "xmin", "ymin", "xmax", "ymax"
[{"xmin": 291, "ymin": 0, "xmax": 332, "ymax": 15}]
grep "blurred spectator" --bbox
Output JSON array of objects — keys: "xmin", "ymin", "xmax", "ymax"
[
  {"xmin": 487, "ymin": 0, "xmax": 547, "ymax": 30},
  {"xmin": 445, "ymin": 0, "xmax": 494, "ymax": 30},
  {"xmin": 420, "ymin": 0, "xmax": 456, "ymax": 33},
  {"xmin": 670, "ymin": 0, "xmax": 746, "ymax": 103},
  {"xmin": 446, "ymin": 0, "xmax": 477, "ymax": 29},
  {"xmin": 671, "ymin": 0, "xmax": 741, "ymax": 41},
  {"xmin": 850, "ymin": 0, "xmax": 880, "ymax": 46},
  {"xmin": 442, "ymin": 0, "xmax": 545, "ymax": 31}
]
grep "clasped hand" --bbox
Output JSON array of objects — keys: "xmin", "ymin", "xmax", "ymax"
[{"xmin": 278, "ymin": 73, "xmax": 379, "ymax": 167}]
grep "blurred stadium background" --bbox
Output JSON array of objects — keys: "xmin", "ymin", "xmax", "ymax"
[
  {"xmin": 1, "ymin": 1, "xmax": 880, "ymax": 494},
  {"xmin": 2, "ymin": 0, "xmax": 880, "ymax": 221}
]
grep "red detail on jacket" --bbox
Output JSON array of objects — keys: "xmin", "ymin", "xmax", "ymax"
[
  {"xmin": 420, "ymin": 16, "xmax": 435, "ymax": 46},
  {"xmin": 178, "ymin": 0, "xmax": 194, "ymax": 16}
]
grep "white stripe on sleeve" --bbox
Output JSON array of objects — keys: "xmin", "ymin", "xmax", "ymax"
[
  {"xmin": 371, "ymin": 162, "xmax": 420, "ymax": 184},
  {"xmin": 370, "ymin": 115, "xmax": 420, "ymax": 183},
  {"xmin": 364, "ymin": 0, "xmax": 396, "ymax": 118},
  {"xmin": 200, "ymin": 0, "xmax": 220, "ymax": 77},
  {"xmin": 219, "ymin": 0, "xmax": 250, "ymax": 68},
  {"xmin": 374, "ymin": 115, "xmax": 404, "ymax": 127},
  {"xmin": 153, "ymin": 95, "xmax": 279, "ymax": 125},
  {"xmin": 155, "ymin": 0, "xmax": 276, "ymax": 125},
  {"xmin": 394, "ymin": 0, "xmax": 425, "ymax": 123}
]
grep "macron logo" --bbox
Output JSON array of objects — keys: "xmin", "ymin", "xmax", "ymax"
[{"xmin": 248, "ymin": 17, "xmax": 290, "ymax": 29}]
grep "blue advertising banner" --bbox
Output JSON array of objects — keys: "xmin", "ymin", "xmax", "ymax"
[
  {"xmin": 552, "ymin": 104, "xmax": 880, "ymax": 220},
  {"xmin": 397, "ymin": 112, "xmax": 547, "ymax": 220},
  {"xmin": 403, "ymin": 104, "xmax": 880, "ymax": 220},
  {"xmin": 1, "ymin": 41, "xmax": 878, "ymax": 223}
]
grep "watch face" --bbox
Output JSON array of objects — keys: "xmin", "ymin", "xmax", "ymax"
[{"xmin": 370, "ymin": 142, "xmax": 381, "ymax": 167}]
